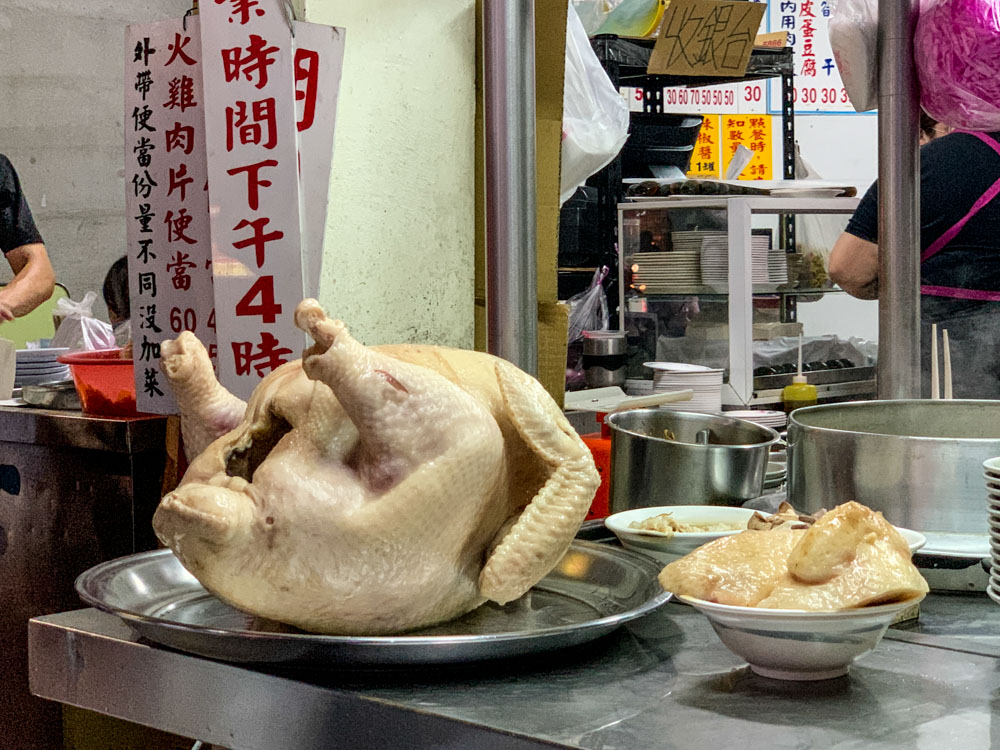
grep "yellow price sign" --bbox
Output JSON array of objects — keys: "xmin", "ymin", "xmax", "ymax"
[
  {"xmin": 721, "ymin": 114, "xmax": 773, "ymax": 180},
  {"xmin": 687, "ymin": 115, "xmax": 721, "ymax": 179}
]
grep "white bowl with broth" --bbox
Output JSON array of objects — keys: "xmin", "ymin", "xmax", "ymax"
[{"xmin": 604, "ymin": 505, "xmax": 925, "ymax": 563}]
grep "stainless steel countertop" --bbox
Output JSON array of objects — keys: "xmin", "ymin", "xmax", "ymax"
[
  {"xmin": 29, "ymin": 593, "xmax": 1000, "ymax": 750},
  {"xmin": 0, "ymin": 405, "xmax": 167, "ymax": 452}
]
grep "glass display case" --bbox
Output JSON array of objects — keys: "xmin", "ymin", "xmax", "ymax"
[{"xmin": 617, "ymin": 196, "xmax": 875, "ymax": 407}]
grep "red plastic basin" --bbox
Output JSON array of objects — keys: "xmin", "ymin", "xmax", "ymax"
[{"xmin": 57, "ymin": 349, "xmax": 138, "ymax": 417}]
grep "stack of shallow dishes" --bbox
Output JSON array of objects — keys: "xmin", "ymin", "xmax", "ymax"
[
  {"xmin": 700, "ymin": 234, "xmax": 771, "ymax": 286},
  {"xmin": 984, "ymin": 457, "xmax": 1000, "ymax": 604},
  {"xmin": 768, "ymin": 248, "xmax": 789, "ymax": 284},
  {"xmin": 628, "ymin": 252, "xmax": 701, "ymax": 292},
  {"xmin": 724, "ymin": 409, "xmax": 787, "ymax": 431},
  {"xmin": 15, "ymin": 348, "xmax": 70, "ymax": 387},
  {"xmin": 643, "ymin": 361, "xmax": 723, "ymax": 414}
]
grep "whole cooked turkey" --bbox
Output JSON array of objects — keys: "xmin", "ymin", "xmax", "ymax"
[{"xmin": 153, "ymin": 300, "xmax": 600, "ymax": 635}]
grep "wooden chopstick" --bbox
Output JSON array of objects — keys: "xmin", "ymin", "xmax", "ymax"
[
  {"xmin": 931, "ymin": 323, "xmax": 940, "ymax": 400},
  {"xmin": 943, "ymin": 328, "xmax": 952, "ymax": 400}
]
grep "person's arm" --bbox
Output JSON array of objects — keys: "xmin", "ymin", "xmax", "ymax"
[
  {"xmin": 0, "ymin": 243, "xmax": 55, "ymax": 321},
  {"xmin": 829, "ymin": 232, "xmax": 880, "ymax": 300}
]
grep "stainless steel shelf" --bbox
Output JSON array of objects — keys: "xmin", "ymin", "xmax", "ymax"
[
  {"xmin": 619, "ymin": 196, "xmax": 861, "ymax": 214},
  {"xmin": 30, "ymin": 595, "xmax": 1000, "ymax": 750}
]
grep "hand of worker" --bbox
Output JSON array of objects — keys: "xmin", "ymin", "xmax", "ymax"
[{"xmin": 0, "ymin": 299, "xmax": 14, "ymax": 322}]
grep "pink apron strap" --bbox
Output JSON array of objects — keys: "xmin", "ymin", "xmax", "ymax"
[
  {"xmin": 921, "ymin": 284, "xmax": 1000, "ymax": 302},
  {"xmin": 921, "ymin": 132, "xmax": 1000, "ymax": 262}
]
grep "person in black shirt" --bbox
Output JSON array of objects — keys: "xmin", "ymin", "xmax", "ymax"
[
  {"xmin": 0, "ymin": 154, "xmax": 55, "ymax": 323},
  {"xmin": 829, "ymin": 127, "xmax": 1000, "ymax": 397}
]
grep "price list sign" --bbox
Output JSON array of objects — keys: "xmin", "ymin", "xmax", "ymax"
[
  {"xmin": 767, "ymin": 0, "xmax": 855, "ymax": 114},
  {"xmin": 125, "ymin": 20, "xmax": 216, "ymax": 414},
  {"xmin": 201, "ymin": 0, "xmax": 305, "ymax": 400}
]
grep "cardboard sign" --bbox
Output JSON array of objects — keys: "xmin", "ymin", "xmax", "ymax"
[
  {"xmin": 201, "ymin": 0, "xmax": 306, "ymax": 400},
  {"xmin": 648, "ymin": 0, "xmax": 767, "ymax": 77},
  {"xmin": 125, "ymin": 19, "xmax": 216, "ymax": 414},
  {"xmin": 753, "ymin": 31, "xmax": 789, "ymax": 49}
]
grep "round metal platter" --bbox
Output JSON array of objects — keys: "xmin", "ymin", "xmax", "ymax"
[{"xmin": 76, "ymin": 542, "xmax": 671, "ymax": 667}]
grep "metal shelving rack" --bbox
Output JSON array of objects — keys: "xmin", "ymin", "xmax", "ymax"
[
  {"xmin": 618, "ymin": 196, "xmax": 862, "ymax": 406},
  {"xmin": 568, "ymin": 38, "xmax": 797, "ymax": 322}
]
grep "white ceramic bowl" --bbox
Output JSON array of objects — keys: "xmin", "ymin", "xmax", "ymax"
[
  {"xmin": 605, "ymin": 506, "xmax": 926, "ymax": 562},
  {"xmin": 678, "ymin": 594, "xmax": 926, "ymax": 681},
  {"xmin": 605, "ymin": 506, "xmax": 758, "ymax": 562}
]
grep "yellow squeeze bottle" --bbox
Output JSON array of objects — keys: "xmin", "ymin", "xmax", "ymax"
[{"xmin": 782, "ymin": 335, "xmax": 817, "ymax": 414}]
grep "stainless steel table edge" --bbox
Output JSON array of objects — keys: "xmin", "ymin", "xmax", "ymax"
[{"xmin": 28, "ymin": 610, "xmax": 564, "ymax": 750}]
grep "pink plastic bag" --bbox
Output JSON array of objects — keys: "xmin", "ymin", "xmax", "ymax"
[{"xmin": 916, "ymin": 0, "xmax": 1000, "ymax": 130}]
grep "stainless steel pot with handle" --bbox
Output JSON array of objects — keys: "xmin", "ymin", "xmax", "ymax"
[
  {"xmin": 606, "ymin": 409, "xmax": 779, "ymax": 513},
  {"xmin": 787, "ymin": 400, "xmax": 1000, "ymax": 533}
]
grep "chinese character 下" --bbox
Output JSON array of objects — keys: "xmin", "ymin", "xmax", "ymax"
[{"xmin": 227, "ymin": 159, "xmax": 277, "ymax": 211}]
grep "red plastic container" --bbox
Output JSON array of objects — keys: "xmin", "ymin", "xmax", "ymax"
[{"xmin": 57, "ymin": 349, "xmax": 138, "ymax": 417}]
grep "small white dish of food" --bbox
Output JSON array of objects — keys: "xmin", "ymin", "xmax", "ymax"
[{"xmin": 605, "ymin": 503, "xmax": 925, "ymax": 562}]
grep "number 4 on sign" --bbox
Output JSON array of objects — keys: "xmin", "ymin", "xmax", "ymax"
[{"xmin": 235, "ymin": 275, "xmax": 282, "ymax": 323}]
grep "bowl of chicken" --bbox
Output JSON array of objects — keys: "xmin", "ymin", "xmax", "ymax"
[
  {"xmin": 677, "ymin": 594, "xmax": 924, "ymax": 681},
  {"xmin": 659, "ymin": 502, "xmax": 930, "ymax": 680}
]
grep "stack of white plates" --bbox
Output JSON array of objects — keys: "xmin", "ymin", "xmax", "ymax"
[
  {"xmin": 643, "ymin": 361, "xmax": 723, "ymax": 414},
  {"xmin": 699, "ymin": 235, "xmax": 771, "ymax": 285},
  {"xmin": 15, "ymin": 348, "xmax": 70, "ymax": 387},
  {"xmin": 628, "ymin": 252, "xmax": 701, "ymax": 292},
  {"xmin": 767, "ymin": 248, "xmax": 789, "ymax": 284},
  {"xmin": 724, "ymin": 409, "xmax": 787, "ymax": 431},
  {"xmin": 984, "ymin": 458, "xmax": 1000, "ymax": 605}
]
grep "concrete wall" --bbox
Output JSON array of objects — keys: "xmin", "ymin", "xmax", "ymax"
[
  {"xmin": 302, "ymin": 0, "xmax": 476, "ymax": 347},
  {"xmin": 0, "ymin": 0, "xmax": 191, "ymax": 321}
]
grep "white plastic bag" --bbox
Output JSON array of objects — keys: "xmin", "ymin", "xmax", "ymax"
[
  {"xmin": 561, "ymin": 5, "xmax": 630, "ymax": 205},
  {"xmin": 828, "ymin": 0, "xmax": 879, "ymax": 112},
  {"xmin": 567, "ymin": 266, "xmax": 610, "ymax": 343},
  {"xmin": 795, "ymin": 148, "xmax": 850, "ymax": 287},
  {"xmin": 50, "ymin": 291, "xmax": 116, "ymax": 351}
]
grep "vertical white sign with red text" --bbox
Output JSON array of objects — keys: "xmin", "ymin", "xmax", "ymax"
[
  {"xmin": 294, "ymin": 22, "xmax": 345, "ymax": 299},
  {"xmin": 201, "ymin": 0, "xmax": 305, "ymax": 400},
  {"xmin": 126, "ymin": 20, "xmax": 216, "ymax": 414}
]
